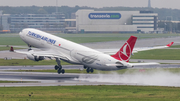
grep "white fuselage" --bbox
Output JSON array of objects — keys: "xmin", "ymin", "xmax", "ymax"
[{"xmin": 19, "ymin": 28, "xmax": 131, "ymax": 71}]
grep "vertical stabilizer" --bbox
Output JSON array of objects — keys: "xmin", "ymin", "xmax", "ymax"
[{"xmin": 111, "ymin": 36, "xmax": 137, "ymax": 62}]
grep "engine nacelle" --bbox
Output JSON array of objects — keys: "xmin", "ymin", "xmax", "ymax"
[{"xmin": 27, "ymin": 54, "xmax": 44, "ymax": 61}]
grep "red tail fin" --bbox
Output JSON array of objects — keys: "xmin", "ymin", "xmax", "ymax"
[{"xmin": 111, "ymin": 36, "xmax": 137, "ymax": 62}]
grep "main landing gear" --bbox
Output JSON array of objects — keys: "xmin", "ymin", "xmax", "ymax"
[
  {"xmin": 28, "ymin": 44, "xmax": 32, "ymax": 51},
  {"xmin": 55, "ymin": 58, "xmax": 65, "ymax": 74},
  {"xmin": 84, "ymin": 66, "xmax": 94, "ymax": 73}
]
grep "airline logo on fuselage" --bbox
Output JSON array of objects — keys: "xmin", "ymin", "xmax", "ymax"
[{"xmin": 27, "ymin": 31, "xmax": 56, "ymax": 44}]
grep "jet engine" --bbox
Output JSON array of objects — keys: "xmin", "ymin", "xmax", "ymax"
[{"xmin": 27, "ymin": 54, "xmax": 44, "ymax": 61}]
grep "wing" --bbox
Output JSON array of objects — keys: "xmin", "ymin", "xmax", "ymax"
[
  {"xmin": 10, "ymin": 47, "xmax": 70, "ymax": 61},
  {"xmin": 98, "ymin": 42, "xmax": 174, "ymax": 55},
  {"xmin": 133, "ymin": 42, "xmax": 174, "ymax": 53}
]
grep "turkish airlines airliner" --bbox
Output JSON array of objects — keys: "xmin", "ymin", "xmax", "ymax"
[{"xmin": 10, "ymin": 28, "xmax": 174, "ymax": 74}]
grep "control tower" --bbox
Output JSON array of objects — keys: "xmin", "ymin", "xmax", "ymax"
[{"xmin": 148, "ymin": 0, "xmax": 151, "ymax": 8}]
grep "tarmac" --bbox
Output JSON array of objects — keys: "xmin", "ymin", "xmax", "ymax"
[{"xmin": 0, "ymin": 64, "xmax": 180, "ymax": 87}]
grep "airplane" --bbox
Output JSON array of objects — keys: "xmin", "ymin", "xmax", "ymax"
[{"xmin": 10, "ymin": 28, "xmax": 174, "ymax": 74}]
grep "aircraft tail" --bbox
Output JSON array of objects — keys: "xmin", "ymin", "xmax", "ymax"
[{"xmin": 111, "ymin": 36, "xmax": 137, "ymax": 62}]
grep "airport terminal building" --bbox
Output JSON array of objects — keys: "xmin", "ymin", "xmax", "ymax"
[
  {"xmin": 76, "ymin": 10, "xmax": 158, "ymax": 33},
  {"xmin": 0, "ymin": 11, "xmax": 65, "ymax": 32},
  {"xmin": 9, "ymin": 13, "xmax": 65, "ymax": 32},
  {"xmin": 0, "ymin": 9, "xmax": 158, "ymax": 33}
]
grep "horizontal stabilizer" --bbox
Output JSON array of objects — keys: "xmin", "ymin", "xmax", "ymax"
[
  {"xmin": 166, "ymin": 42, "xmax": 174, "ymax": 47},
  {"xmin": 130, "ymin": 62, "xmax": 160, "ymax": 66}
]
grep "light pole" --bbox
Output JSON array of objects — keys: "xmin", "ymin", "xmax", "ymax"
[{"xmin": 164, "ymin": 23, "xmax": 167, "ymax": 32}]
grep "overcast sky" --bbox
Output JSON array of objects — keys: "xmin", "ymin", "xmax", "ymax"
[{"xmin": 0, "ymin": 0, "xmax": 180, "ymax": 9}]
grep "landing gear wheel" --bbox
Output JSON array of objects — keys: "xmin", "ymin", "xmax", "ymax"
[
  {"xmin": 57, "ymin": 69, "xmax": 62, "ymax": 74},
  {"xmin": 86, "ymin": 68, "xmax": 90, "ymax": 73},
  {"xmin": 90, "ymin": 68, "xmax": 94, "ymax": 73},
  {"xmin": 62, "ymin": 69, "xmax": 65, "ymax": 74},
  {"xmin": 84, "ymin": 65, "xmax": 87, "ymax": 69},
  {"xmin": 54, "ymin": 65, "xmax": 59, "ymax": 70}
]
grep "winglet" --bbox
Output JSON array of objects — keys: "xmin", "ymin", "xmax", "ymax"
[
  {"xmin": 166, "ymin": 42, "xmax": 174, "ymax": 47},
  {"xmin": 10, "ymin": 46, "xmax": 14, "ymax": 52}
]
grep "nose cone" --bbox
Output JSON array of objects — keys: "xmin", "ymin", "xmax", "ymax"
[
  {"xmin": 19, "ymin": 29, "xmax": 28, "ymax": 36},
  {"xmin": 19, "ymin": 29, "xmax": 28, "ymax": 40},
  {"xmin": 19, "ymin": 31, "xmax": 22, "ymax": 36}
]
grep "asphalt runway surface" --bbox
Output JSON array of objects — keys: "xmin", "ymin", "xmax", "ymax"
[
  {"xmin": 0, "ymin": 64, "xmax": 180, "ymax": 71},
  {"xmin": 0, "ymin": 71, "xmax": 167, "ymax": 87},
  {"xmin": 0, "ymin": 64, "xmax": 180, "ymax": 87},
  {"xmin": 0, "ymin": 71, "xmax": 132, "ymax": 87}
]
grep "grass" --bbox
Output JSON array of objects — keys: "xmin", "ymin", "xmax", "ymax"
[
  {"xmin": 0, "ymin": 33, "xmax": 180, "ymax": 45},
  {"xmin": 131, "ymin": 49, "xmax": 180, "ymax": 60},
  {"xmin": 0, "ymin": 81, "xmax": 38, "ymax": 83},
  {"xmin": 0, "ymin": 37, "xmax": 26, "ymax": 45},
  {"xmin": 0, "ymin": 59, "xmax": 71, "ymax": 66},
  {"xmin": 0, "ymin": 85, "xmax": 180, "ymax": 101},
  {"xmin": 170, "ymin": 45, "xmax": 180, "ymax": 48},
  {"xmin": 0, "ymin": 47, "xmax": 22, "ymax": 51}
]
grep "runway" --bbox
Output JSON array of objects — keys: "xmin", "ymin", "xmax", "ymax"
[
  {"xmin": 0, "ymin": 64, "xmax": 180, "ymax": 71},
  {"xmin": 0, "ymin": 71, "xmax": 132, "ymax": 87},
  {"xmin": 0, "ymin": 64, "xmax": 180, "ymax": 87}
]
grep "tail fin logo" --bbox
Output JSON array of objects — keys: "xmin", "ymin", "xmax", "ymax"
[
  {"xmin": 119, "ymin": 42, "xmax": 131, "ymax": 61},
  {"xmin": 111, "ymin": 36, "xmax": 137, "ymax": 62}
]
